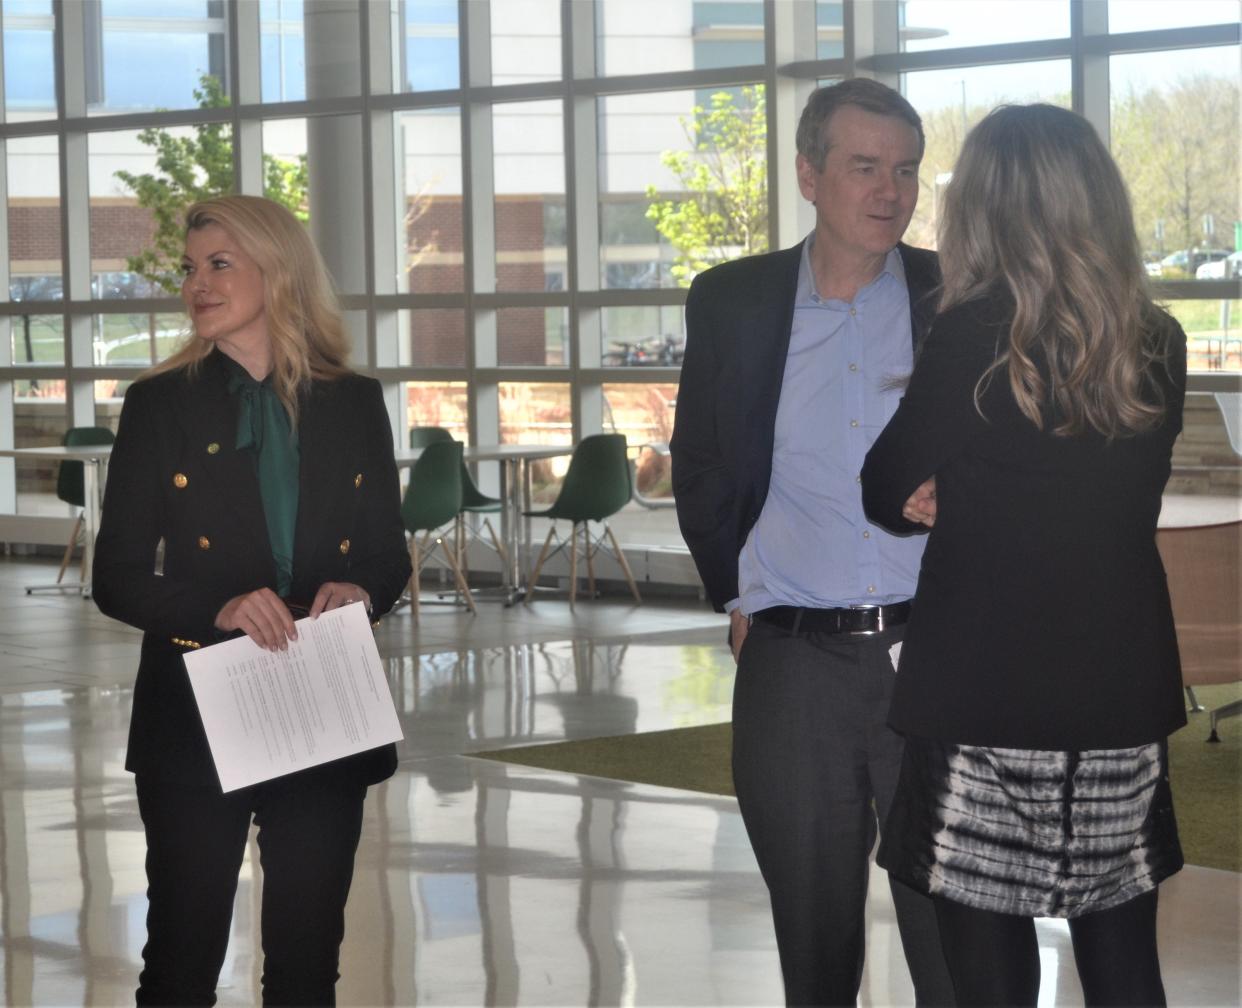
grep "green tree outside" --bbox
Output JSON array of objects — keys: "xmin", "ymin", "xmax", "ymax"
[
  {"xmin": 645, "ymin": 85, "xmax": 768, "ymax": 287},
  {"xmin": 114, "ymin": 74, "xmax": 307, "ymax": 294},
  {"xmin": 1112, "ymin": 74, "xmax": 1240, "ymax": 272},
  {"xmin": 906, "ymin": 73, "xmax": 1239, "ymax": 272}
]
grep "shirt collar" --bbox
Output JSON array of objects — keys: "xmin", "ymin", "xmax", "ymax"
[{"xmin": 796, "ymin": 233, "xmax": 906, "ymax": 307}]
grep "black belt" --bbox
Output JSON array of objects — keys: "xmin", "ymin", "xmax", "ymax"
[{"xmin": 753, "ymin": 601, "xmax": 911, "ymax": 636}]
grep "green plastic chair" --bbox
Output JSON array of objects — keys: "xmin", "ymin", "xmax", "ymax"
[
  {"xmin": 410, "ymin": 426, "xmax": 508, "ymax": 574},
  {"xmin": 400, "ymin": 439, "xmax": 475, "ymax": 619},
  {"xmin": 55, "ymin": 426, "xmax": 116, "ymax": 584},
  {"xmin": 522, "ymin": 433, "xmax": 641, "ymax": 606}
]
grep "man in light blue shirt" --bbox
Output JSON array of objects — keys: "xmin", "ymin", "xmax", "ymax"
[{"xmin": 672, "ymin": 80, "xmax": 952, "ymax": 1006}]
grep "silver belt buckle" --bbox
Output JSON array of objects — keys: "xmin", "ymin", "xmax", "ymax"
[{"xmin": 849, "ymin": 604, "xmax": 883, "ymax": 635}]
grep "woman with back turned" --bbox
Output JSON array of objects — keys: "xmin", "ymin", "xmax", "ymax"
[
  {"xmin": 861, "ymin": 104, "xmax": 1186, "ymax": 1006},
  {"xmin": 93, "ymin": 194, "xmax": 411, "ymax": 1005}
]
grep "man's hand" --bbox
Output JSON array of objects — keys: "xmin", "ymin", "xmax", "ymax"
[
  {"xmin": 902, "ymin": 476, "xmax": 937, "ymax": 527},
  {"xmin": 215, "ymin": 588, "xmax": 297, "ymax": 652},
  {"xmin": 729, "ymin": 608, "xmax": 750, "ymax": 663}
]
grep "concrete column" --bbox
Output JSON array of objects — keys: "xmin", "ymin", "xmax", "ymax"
[{"xmin": 304, "ymin": 0, "xmax": 365, "ymax": 295}]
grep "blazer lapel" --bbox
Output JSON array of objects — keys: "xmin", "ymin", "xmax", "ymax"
[
  {"xmin": 189, "ymin": 353, "xmax": 276, "ymax": 577},
  {"xmin": 291, "ymin": 382, "xmax": 335, "ymax": 573}
]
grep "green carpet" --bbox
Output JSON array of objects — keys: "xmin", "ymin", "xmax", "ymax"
[{"xmin": 473, "ymin": 683, "xmax": 1241, "ymax": 873}]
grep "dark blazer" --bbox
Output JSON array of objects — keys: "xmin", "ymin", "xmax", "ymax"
[
  {"xmin": 670, "ymin": 240, "xmax": 941, "ymax": 612},
  {"xmin": 94, "ymin": 349, "xmax": 412, "ymax": 787},
  {"xmin": 861, "ymin": 292, "xmax": 1188, "ymax": 750}
]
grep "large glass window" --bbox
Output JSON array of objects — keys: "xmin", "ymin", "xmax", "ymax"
[
  {"xmin": 406, "ymin": 380, "xmax": 468, "ymax": 444},
  {"xmin": 7, "ymin": 136, "xmax": 62, "ymax": 306},
  {"xmin": 499, "ymin": 381, "xmax": 571, "ymax": 445},
  {"xmin": 1, "ymin": 0, "xmax": 1237, "ymax": 543},
  {"xmin": 498, "ymin": 307, "xmax": 569, "ymax": 367},
  {"xmin": 91, "ymin": 127, "xmax": 215, "ymax": 298},
  {"xmin": 903, "ymin": 61, "xmax": 1073, "ymax": 248},
  {"xmin": 12, "ymin": 379, "xmax": 66, "ymax": 515},
  {"xmin": 91, "ymin": 0, "xmax": 227, "ymax": 116},
  {"xmin": 260, "ymin": 0, "xmax": 307, "ymax": 102},
  {"xmin": 1110, "ymin": 47, "xmax": 1239, "ymax": 276},
  {"xmin": 400, "ymin": 309, "xmax": 466, "ymax": 368},
  {"xmin": 1107, "ymin": 1, "xmax": 1240, "ymax": 33},
  {"xmin": 494, "ymin": 100, "xmax": 566, "ymax": 293},
  {"xmin": 600, "ymin": 86, "xmax": 767, "ymax": 290},
  {"xmin": 93, "ymin": 311, "xmax": 184, "ymax": 368},
  {"xmin": 601, "ymin": 306, "xmax": 685, "ymax": 369},
  {"xmin": 397, "ymin": 109, "xmax": 464, "ymax": 294},
  {"xmin": 901, "ymin": 0, "xmax": 1070, "ymax": 51},
  {"xmin": 401, "ymin": 0, "xmax": 460, "ymax": 92},
  {"xmin": 3, "ymin": 0, "xmax": 56, "ymax": 120},
  {"xmin": 10, "ymin": 314, "xmax": 62, "ymax": 367},
  {"xmin": 604, "ymin": 381, "xmax": 679, "ymax": 502},
  {"xmin": 491, "ymin": 0, "xmax": 561, "ymax": 85}
]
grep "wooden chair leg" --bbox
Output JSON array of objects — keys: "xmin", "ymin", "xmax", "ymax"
[
  {"xmin": 568, "ymin": 521, "xmax": 579, "ymax": 608},
  {"xmin": 407, "ymin": 537, "xmax": 422, "ymax": 622},
  {"xmin": 584, "ymin": 522, "xmax": 597, "ymax": 598},
  {"xmin": 604, "ymin": 522, "xmax": 642, "ymax": 603},
  {"xmin": 56, "ymin": 513, "xmax": 84, "ymax": 584},
  {"xmin": 482, "ymin": 517, "xmax": 508, "ymax": 571},
  {"xmin": 438, "ymin": 536, "xmax": 477, "ymax": 614},
  {"xmin": 454, "ymin": 513, "xmax": 468, "ymax": 582},
  {"xmin": 524, "ymin": 525, "xmax": 559, "ymax": 604}
]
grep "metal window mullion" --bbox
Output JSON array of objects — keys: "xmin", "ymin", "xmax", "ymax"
[
  {"xmin": 55, "ymin": 0, "xmax": 88, "ymax": 120},
  {"xmin": 231, "ymin": 0, "xmax": 263, "ymax": 192},
  {"xmin": 564, "ymin": 0, "xmax": 600, "ymax": 438},
  {"xmin": 1074, "ymin": 0, "xmax": 1111, "ymax": 140},
  {"xmin": 361, "ymin": 1, "xmax": 403, "ymax": 435},
  {"xmin": 852, "ymin": 0, "xmax": 900, "ymax": 87},
  {"xmin": 771, "ymin": 0, "xmax": 818, "ymax": 250},
  {"xmin": 464, "ymin": 1, "xmax": 497, "ymax": 446}
]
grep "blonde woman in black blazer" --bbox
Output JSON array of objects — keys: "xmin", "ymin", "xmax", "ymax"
[
  {"xmin": 862, "ymin": 105, "xmax": 1187, "ymax": 1007},
  {"xmin": 94, "ymin": 195, "xmax": 411, "ymax": 1006}
]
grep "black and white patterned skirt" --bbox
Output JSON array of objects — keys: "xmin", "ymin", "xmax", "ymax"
[{"xmin": 877, "ymin": 736, "xmax": 1183, "ymax": 918}]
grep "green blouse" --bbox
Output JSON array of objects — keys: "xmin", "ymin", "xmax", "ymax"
[{"xmin": 225, "ymin": 357, "xmax": 300, "ymax": 597}]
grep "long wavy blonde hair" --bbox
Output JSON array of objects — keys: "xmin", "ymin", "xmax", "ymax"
[
  {"xmin": 938, "ymin": 104, "xmax": 1170, "ymax": 438},
  {"xmin": 148, "ymin": 194, "xmax": 350, "ymax": 425}
]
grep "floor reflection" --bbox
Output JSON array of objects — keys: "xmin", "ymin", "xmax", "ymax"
[
  {"xmin": 387, "ymin": 638, "xmax": 735, "ymax": 760},
  {"xmin": 0, "ymin": 560, "xmax": 1237, "ymax": 1007}
]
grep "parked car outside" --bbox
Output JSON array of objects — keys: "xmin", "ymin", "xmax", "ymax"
[
  {"xmin": 1195, "ymin": 250, "xmax": 1242, "ymax": 280},
  {"xmin": 1153, "ymin": 247, "xmax": 1232, "ymax": 278}
]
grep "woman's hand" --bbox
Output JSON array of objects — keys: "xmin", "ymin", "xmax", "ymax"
[
  {"xmin": 309, "ymin": 582, "xmax": 371, "ymax": 619},
  {"xmin": 902, "ymin": 477, "xmax": 937, "ymax": 527},
  {"xmin": 729, "ymin": 608, "xmax": 750, "ymax": 664},
  {"xmin": 215, "ymin": 588, "xmax": 297, "ymax": 651}
]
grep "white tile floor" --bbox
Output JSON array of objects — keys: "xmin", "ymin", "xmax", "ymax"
[{"xmin": 0, "ymin": 555, "xmax": 1237, "ymax": 1007}]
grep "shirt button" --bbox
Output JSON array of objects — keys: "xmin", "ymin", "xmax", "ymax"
[
  {"xmin": 850, "ymin": 419, "xmax": 859, "ymax": 428},
  {"xmin": 863, "ymin": 530, "xmax": 871, "ymax": 539},
  {"xmin": 197, "ymin": 536, "xmax": 210, "ymax": 550},
  {"xmin": 867, "ymin": 585, "xmax": 876, "ymax": 594},
  {"xmin": 173, "ymin": 473, "xmax": 188, "ymax": 488},
  {"xmin": 850, "ymin": 307, "xmax": 857, "ymax": 316},
  {"xmin": 848, "ymin": 363, "xmax": 857, "ymax": 372},
  {"xmin": 339, "ymin": 538, "xmax": 351, "ymax": 555}
]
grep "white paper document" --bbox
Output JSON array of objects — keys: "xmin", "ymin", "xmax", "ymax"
[{"xmin": 185, "ymin": 602, "xmax": 403, "ymax": 792}]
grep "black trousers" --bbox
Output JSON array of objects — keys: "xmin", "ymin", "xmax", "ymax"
[
  {"xmin": 732, "ymin": 619, "xmax": 955, "ymax": 1007},
  {"xmin": 135, "ymin": 770, "xmax": 367, "ymax": 1007}
]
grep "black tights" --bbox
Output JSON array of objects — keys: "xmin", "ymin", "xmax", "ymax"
[{"xmin": 934, "ymin": 889, "xmax": 1166, "ymax": 1007}]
